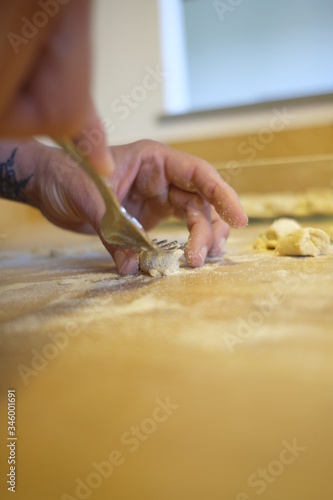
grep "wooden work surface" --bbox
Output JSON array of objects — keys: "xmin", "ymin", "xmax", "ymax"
[{"xmin": 0, "ymin": 219, "xmax": 333, "ymax": 500}]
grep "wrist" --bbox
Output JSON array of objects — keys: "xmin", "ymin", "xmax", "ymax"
[
  {"xmin": 0, "ymin": 139, "xmax": 40, "ymax": 207},
  {"xmin": 22, "ymin": 140, "xmax": 51, "ymax": 209}
]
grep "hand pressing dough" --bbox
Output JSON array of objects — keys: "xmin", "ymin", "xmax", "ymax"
[
  {"xmin": 139, "ymin": 248, "xmax": 183, "ymax": 277},
  {"xmin": 275, "ymin": 228, "xmax": 330, "ymax": 256},
  {"xmin": 253, "ymin": 218, "xmax": 301, "ymax": 250}
]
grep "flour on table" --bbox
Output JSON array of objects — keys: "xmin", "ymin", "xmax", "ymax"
[
  {"xmin": 139, "ymin": 248, "xmax": 183, "ymax": 277},
  {"xmin": 253, "ymin": 218, "xmax": 301, "ymax": 250},
  {"xmin": 275, "ymin": 228, "xmax": 330, "ymax": 256}
]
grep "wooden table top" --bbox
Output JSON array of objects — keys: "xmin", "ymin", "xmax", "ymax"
[{"xmin": 1, "ymin": 219, "xmax": 333, "ymax": 500}]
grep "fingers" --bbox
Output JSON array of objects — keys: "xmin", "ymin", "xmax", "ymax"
[
  {"xmin": 108, "ymin": 190, "xmax": 226, "ymax": 273},
  {"xmin": 164, "ymin": 148, "xmax": 248, "ymax": 228},
  {"xmin": 0, "ymin": 1, "xmax": 61, "ymax": 133},
  {"xmin": 104, "ymin": 246, "xmax": 139, "ymax": 276},
  {"xmin": 56, "ymin": 168, "xmax": 139, "ymax": 275},
  {"xmin": 113, "ymin": 249, "xmax": 139, "ymax": 275},
  {"xmin": 38, "ymin": 140, "xmax": 137, "ymax": 275},
  {"xmin": 37, "ymin": 148, "xmax": 107, "ymax": 233},
  {"xmin": 207, "ymin": 207, "xmax": 230, "ymax": 257},
  {"xmin": 0, "ymin": 1, "xmax": 93, "ymax": 138},
  {"xmin": 169, "ymin": 187, "xmax": 224, "ymax": 267}
]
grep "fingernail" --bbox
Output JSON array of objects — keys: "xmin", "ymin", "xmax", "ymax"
[
  {"xmin": 114, "ymin": 250, "xmax": 127, "ymax": 274},
  {"xmin": 199, "ymin": 246, "xmax": 207, "ymax": 265},
  {"xmin": 208, "ymin": 238, "xmax": 226, "ymax": 257},
  {"xmin": 219, "ymin": 237, "xmax": 226, "ymax": 251}
]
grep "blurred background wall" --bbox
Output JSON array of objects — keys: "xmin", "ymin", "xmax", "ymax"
[
  {"xmin": 1, "ymin": 0, "xmax": 333, "ymax": 232},
  {"xmin": 92, "ymin": 0, "xmax": 333, "ymax": 144}
]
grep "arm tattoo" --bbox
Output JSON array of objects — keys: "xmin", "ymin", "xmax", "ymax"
[{"xmin": 0, "ymin": 148, "xmax": 34, "ymax": 203}]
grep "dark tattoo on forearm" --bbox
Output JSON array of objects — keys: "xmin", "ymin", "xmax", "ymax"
[{"xmin": 0, "ymin": 148, "xmax": 33, "ymax": 203}]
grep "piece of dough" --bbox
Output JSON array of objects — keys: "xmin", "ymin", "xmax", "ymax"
[
  {"xmin": 139, "ymin": 248, "xmax": 183, "ymax": 277},
  {"xmin": 253, "ymin": 218, "xmax": 301, "ymax": 250},
  {"xmin": 275, "ymin": 228, "xmax": 330, "ymax": 256}
]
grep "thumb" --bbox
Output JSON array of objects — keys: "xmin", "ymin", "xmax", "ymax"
[{"xmin": 107, "ymin": 246, "xmax": 139, "ymax": 275}]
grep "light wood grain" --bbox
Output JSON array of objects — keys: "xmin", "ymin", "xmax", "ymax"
[
  {"xmin": 168, "ymin": 125, "xmax": 333, "ymax": 163},
  {"xmin": 1, "ymin": 219, "xmax": 333, "ymax": 499}
]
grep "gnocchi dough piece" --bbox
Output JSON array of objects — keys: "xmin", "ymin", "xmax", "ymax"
[
  {"xmin": 253, "ymin": 218, "xmax": 301, "ymax": 250},
  {"xmin": 139, "ymin": 249, "xmax": 183, "ymax": 277},
  {"xmin": 275, "ymin": 228, "xmax": 330, "ymax": 256}
]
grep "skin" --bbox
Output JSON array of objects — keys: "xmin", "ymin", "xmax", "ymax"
[
  {"xmin": 0, "ymin": 139, "xmax": 247, "ymax": 274},
  {"xmin": 0, "ymin": 0, "xmax": 247, "ymax": 274},
  {"xmin": 0, "ymin": 0, "xmax": 112, "ymax": 176}
]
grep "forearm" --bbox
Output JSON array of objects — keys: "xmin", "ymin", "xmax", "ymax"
[{"xmin": 0, "ymin": 139, "xmax": 42, "ymax": 207}]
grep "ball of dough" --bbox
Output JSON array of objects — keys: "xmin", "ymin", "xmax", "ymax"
[
  {"xmin": 253, "ymin": 218, "xmax": 301, "ymax": 250},
  {"xmin": 265, "ymin": 218, "xmax": 301, "ymax": 241},
  {"xmin": 275, "ymin": 228, "xmax": 330, "ymax": 256},
  {"xmin": 139, "ymin": 248, "xmax": 183, "ymax": 277}
]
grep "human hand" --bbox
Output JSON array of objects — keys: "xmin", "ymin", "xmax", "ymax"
[
  {"xmin": 30, "ymin": 139, "xmax": 247, "ymax": 274},
  {"xmin": 108, "ymin": 140, "xmax": 247, "ymax": 272},
  {"xmin": 0, "ymin": 1, "xmax": 113, "ymax": 177},
  {"xmin": 0, "ymin": 0, "xmax": 91, "ymax": 138}
]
